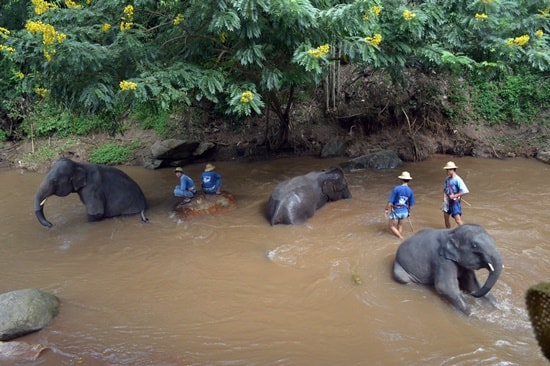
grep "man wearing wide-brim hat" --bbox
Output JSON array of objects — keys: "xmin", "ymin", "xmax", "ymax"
[
  {"xmin": 201, "ymin": 163, "xmax": 222, "ymax": 194},
  {"xmin": 384, "ymin": 171, "xmax": 415, "ymax": 239},
  {"xmin": 442, "ymin": 161, "xmax": 469, "ymax": 228},
  {"xmin": 173, "ymin": 167, "xmax": 197, "ymax": 204}
]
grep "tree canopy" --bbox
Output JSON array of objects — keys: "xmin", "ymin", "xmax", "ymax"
[{"xmin": 0, "ymin": 0, "xmax": 549, "ymax": 145}]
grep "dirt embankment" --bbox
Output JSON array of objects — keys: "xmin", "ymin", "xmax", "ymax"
[{"xmin": 1, "ymin": 66, "xmax": 548, "ymax": 171}]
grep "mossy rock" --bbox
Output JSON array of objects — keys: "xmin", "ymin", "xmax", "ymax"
[{"xmin": 173, "ymin": 191, "xmax": 236, "ymax": 220}]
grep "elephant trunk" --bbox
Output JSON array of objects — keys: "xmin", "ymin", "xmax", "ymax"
[
  {"xmin": 471, "ymin": 254, "xmax": 503, "ymax": 298},
  {"xmin": 34, "ymin": 186, "xmax": 53, "ymax": 228}
]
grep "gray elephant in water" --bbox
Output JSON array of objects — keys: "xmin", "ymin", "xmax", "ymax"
[
  {"xmin": 34, "ymin": 158, "xmax": 148, "ymax": 227},
  {"xmin": 267, "ymin": 167, "xmax": 352, "ymax": 225},
  {"xmin": 392, "ymin": 224, "xmax": 503, "ymax": 315}
]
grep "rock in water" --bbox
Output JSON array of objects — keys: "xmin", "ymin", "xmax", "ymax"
[
  {"xmin": 173, "ymin": 191, "xmax": 236, "ymax": 220},
  {"xmin": 0, "ymin": 289, "xmax": 59, "ymax": 341}
]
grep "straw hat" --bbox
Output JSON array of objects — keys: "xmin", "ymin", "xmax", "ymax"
[
  {"xmin": 205, "ymin": 163, "xmax": 215, "ymax": 172},
  {"xmin": 443, "ymin": 161, "xmax": 458, "ymax": 170},
  {"xmin": 398, "ymin": 171, "xmax": 412, "ymax": 180},
  {"xmin": 174, "ymin": 167, "xmax": 184, "ymax": 173}
]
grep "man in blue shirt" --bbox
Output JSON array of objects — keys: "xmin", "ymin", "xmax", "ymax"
[
  {"xmin": 442, "ymin": 161, "xmax": 469, "ymax": 228},
  {"xmin": 384, "ymin": 171, "xmax": 415, "ymax": 239},
  {"xmin": 201, "ymin": 163, "xmax": 222, "ymax": 194},
  {"xmin": 174, "ymin": 167, "xmax": 197, "ymax": 203}
]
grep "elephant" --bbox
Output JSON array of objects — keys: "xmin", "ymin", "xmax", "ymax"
[
  {"xmin": 267, "ymin": 167, "xmax": 352, "ymax": 225},
  {"xmin": 392, "ymin": 224, "xmax": 503, "ymax": 315},
  {"xmin": 34, "ymin": 158, "xmax": 148, "ymax": 227}
]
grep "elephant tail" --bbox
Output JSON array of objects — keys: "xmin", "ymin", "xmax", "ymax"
[{"xmin": 140, "ymin": 210, "xmax": 149, "ymax": 223}]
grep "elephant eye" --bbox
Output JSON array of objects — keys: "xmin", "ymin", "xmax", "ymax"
[{"xmin": 472, "ymin": 243, "xmax": 478, "ymax": 249}]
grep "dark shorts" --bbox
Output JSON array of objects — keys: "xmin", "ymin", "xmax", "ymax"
[{"xmin": 446, "ymin": 201, "xmax": 462, "ymax": 217}]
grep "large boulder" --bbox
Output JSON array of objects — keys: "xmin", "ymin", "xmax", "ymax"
[
  {"xmin": 172, "ymin": 191, "xmax": 237, "ymax": 220},
  {"xmin": 0, "ymin": 289, "xmax": 59, "ymax": 341},
  {"xmin": 536, "ymin": 150, "xmax": 550, "ymax": 165},
  {"xmin": 145, "ymin": 139, "xmax": 217, "ymax": 169},
  {"xmin": 340, "ymin": 149, "xmax": 403, "ymax": 170}
]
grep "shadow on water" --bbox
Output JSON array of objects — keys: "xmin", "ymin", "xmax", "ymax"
[{"xmin": 0, "ymin": 155, "xmax": 548, "ymax": 365}]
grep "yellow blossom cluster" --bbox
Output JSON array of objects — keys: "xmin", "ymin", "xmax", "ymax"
[
  {"xmin": 120, "ymin": 5, "xmax": 134, "ymax": 31},
  {"xmin": 101, "ymin": 23, "xmax": 112, "ymax": 32},
  {"xmin": 0, "ymin": 27, "xmax": 10, "ymax": 39},
  {"xmin": 365, "ymin": 33, "xmax": 382, "ymax": 46},
  {"xmin": 481, "ymin": 0, "xmax": 493, "ymax": 3},
  {"xmin": 119, "ymin": 80, "xmax": 137, "ymax": 90},
  {"xmin": 402, "ymin": 10, "xmax": 416, "ymax": 21},
  {"xmin": 363, "ymin": 6, "xmax": 381, "ymax": 20},
  {"xmin": 475, "ymin": 13, "xmax": 488, "ymax": 20},
  {"xmin": 307, "ymin": 44, "xmax": 330, "ymax": 59},
  {"xmin": 25, "ymin": 21, "xmax": 67, "ymax": 46},
  {"xmin": 536, "ymin": 29, "xmax": 544, "ymax": 38},
  {"xmin": 174, "ymin": 13, "xmax": 184, "ymax": 26},
  {"xmin": 15, "ymin": 71, "xmax": 25, "ymax": 80},
  {"xmin": 65, "ymin": 0, "xmax": 82, "ymax": 9},
  {"xmin": 32, "ymin": 0, "xmax": 58, "ymax": 16},
  {"xmin": 35, "ymin": 87, "xmax": 49, "ymax": 98},
  {"xmin": 240, "ymin": 91, "xmax": 254, "ymax": 103},
  {"xmin": 506, "ymin": 34, "xmax": 530, "ymax": 47},
  {"xmin": 0, "ymin": 45, "xmax": 15, "ymax": 53}
]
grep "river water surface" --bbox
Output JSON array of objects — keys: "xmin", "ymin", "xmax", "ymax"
[{"xmin": 1, "ymin": 155, "xmax": 548, "ymax": 365}]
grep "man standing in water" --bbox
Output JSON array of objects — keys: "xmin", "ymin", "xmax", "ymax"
[
  {"xmin": 385, "ymin": 171, "xmax": 415, "ymax": 239},
  {"xmin": 442, "ymin": 161, "xmax": 469, "ymax": 228}
]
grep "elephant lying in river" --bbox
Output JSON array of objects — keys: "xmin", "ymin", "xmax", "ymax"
[
  {"xmin": 34, "ymin": 158, "xmax": 148, "ymax": 227},
  {"xmin": 392, "ymin": 224, "xmax": 503, "ymax": 315},
  {"xmin": 267, "ymin": 167, "xmax": 351, "ymax": 225}
]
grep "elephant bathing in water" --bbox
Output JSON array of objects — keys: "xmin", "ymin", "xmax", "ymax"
[
  {"xmin": 34, "ymin": 158, "xmax": 148, "ymax": 227},
  {"xmin": 392, "ymin": 224, "xmax": 503, "ymax": 315},
  {"xmin": 267, "ymin": 167, "xmax": 351, "ymax": 225}
]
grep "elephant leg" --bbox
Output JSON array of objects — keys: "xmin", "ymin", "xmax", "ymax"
[
  {"xmin": 435, "ymin": 277, "xmax": 470, "ymax": 315},
  {"xmin": 392, "ymin": 262, "xmax": 414, "ymax": 284}
]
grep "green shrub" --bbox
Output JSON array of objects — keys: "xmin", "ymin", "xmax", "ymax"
[{"xmin": 89, "ymin": 141, "xmax": 142, "ymax": 165}]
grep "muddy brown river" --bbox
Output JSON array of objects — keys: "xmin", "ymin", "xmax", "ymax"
[{"xmin": 0, "ymin": 155, "xmax": 548, "ymax": 365}]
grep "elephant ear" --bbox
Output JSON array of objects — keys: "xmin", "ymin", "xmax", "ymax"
[
  {"xmin": 441, "ymin": 236, "xmax": 460, "ymax": 262},
  {"xmin": 321, "ymin": 180, "xmax": 337, "ymax": 199},
  {"xmin": 71, "ymin": 165, "xmax": 87, "ymax": 191}
]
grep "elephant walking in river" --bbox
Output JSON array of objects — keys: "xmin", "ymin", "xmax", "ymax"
[
  {"xmin": 34, "ymin": 158, "xmax": 148, "ymax": 227},
  {"xmin": 267, "ymin": 167, "xmax": 351, "ymax": 225},
  {"xmin": 392, "ymin": 224, "xmax": 503, "ymax": 315}
]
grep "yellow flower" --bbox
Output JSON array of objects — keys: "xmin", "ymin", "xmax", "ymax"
[
  {"xmin": 240, "ymin": 91, "xmax": 254, "ymax": 103},
  {"xmin": 65, "ymin": 0, "xmax": 81, "ymax": 9},
  {"xmin": 0, "ymin": 45, "xmax": 16, "ymax": 53},
  {"xmin": 32, "ymin": 0, "xmax": 58, "ymax": 15},
  {"xmin": 174, "ymin": 13, "xmax": 184, "ymax": 26},
  {"xmin": 365, "ymin": 33, "xmax": 382, "ymax": 46},
  {"xmin": 15, "ymin": 71, "xmax": 25, "ymax": 80},
  {"xmin": 25, "ymin": 21, "xmax": 66, "ymax": 49},
  {"xmin": 403, "ymin": 10, "xmax": 416, "ymax": 21},
  {"xmin": 371, "ymin": 6, "xmax": 381, "ymax": 16},
  {"xmin": 481, "ymin": 0, "xmax": 493, "ymax": 3},
  {"xmin": 101, "ymin": 23, "xmax": 111, "ymax": 32},
  {"xmin": 220, "ymin": 32, "xmax": 227, "ymax": 43},
  {"xmin": 362, "ymin": 13, "xmax": 369, "ymax": 21},
  {"xmin": 535, "ymin": 29, "xmax": 543, "ymax": 38},
  {"xmin": 507, "ymin": 34, "xmax": 530, "ymax": 47},
  {"xmin": 35, "ymin": 87, "xmax": 49, "ymax": 98},
  {"xmin": 86, "ymin": 0, "xmax": 92, "ymax": 4},
  {"xmin": 0, "ymin": 27, "xmax": 10, "ymax": 39},
  {"xmin": 120, "ymin": 5, "xmax": 135, "ymax": 32},
  {"xmin": 119, "ymin": 80, "xmax": 137, "ymax": 91},
  {"xmin": 307, "ymin": 44, "xmax": 330, "ymax": 59},
  {"xmin": 124, "ymin": 5, "xmax": 134, "ymax": 17},
  {"xmin": 475, "ymin": 13, "xmax": 488, "ymax": 20}
]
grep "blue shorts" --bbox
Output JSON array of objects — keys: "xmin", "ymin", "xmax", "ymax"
[
  {"xmin": 389, "ymin": 211, "xmax": 408, "ymax": 220},
  {"xmin": 445, "ymin": 201, "xmax": 462, "ymax": 217}
]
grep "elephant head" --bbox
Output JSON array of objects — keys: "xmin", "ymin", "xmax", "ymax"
[
  {"xmin": 34, "ymin": 159, "xmax": 87, "ymax": 228},
  {"xmin": 442, "ymin": 224, "xmax": 503, "ymax": 298},
  {"xmin": 321, "ymin": 167, "xmax": 352, "ymax": 202}
]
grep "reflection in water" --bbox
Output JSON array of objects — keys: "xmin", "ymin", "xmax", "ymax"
[{"xmin": 0, "ymin": 155, "xmax": 548, "ymax": 365}]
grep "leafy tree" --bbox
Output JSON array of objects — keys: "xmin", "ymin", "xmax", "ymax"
[{"xmin": 0, "ymin": 0, "xmax": 548, "ymax": 146}]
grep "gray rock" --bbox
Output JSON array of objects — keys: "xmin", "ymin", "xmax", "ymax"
[
  {"xmin": 536, "ymin": 150, "xmax": 550, "ymax": 165},
  {"xmin": 341, "ymin": 149, "xmax": 403, "ymax": 170},
  {"xmin": 0, "ymin": 289, "xmax": 59, "ymax": 341},
  {"xmin": 320, "ymin": 139, "xmax": 347, "ymax": 158}
]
